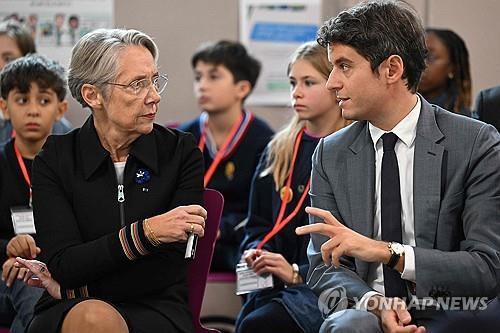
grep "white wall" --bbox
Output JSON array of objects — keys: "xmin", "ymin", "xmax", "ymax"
[{"xmin": 64, "ymin": 0, "xmax": 500, "ymax": 130}]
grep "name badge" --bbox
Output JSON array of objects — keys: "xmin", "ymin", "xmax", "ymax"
[
  {"xmin": 236, "ymin": 262, "xmax": 273, "ymax": 295},
  {"xmin": 11, "ymin": 206, "xmax": 36, "ymax": 234}
]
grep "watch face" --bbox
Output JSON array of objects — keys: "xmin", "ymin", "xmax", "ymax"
[{"xmin": 392, "ymin": 242, "xmax": 405, "ymax": 255}]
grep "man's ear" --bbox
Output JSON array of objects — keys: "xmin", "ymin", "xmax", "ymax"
[
  {"xmin": 0, "ymin": 98, "xmax": 10, "ymax": 120},
  {"xmin": 55, "ymin": 100, "xmax": 68, "ymax": 121},
  {"xmin": 384, "ymin": 55, "xmax": 405, "ymax": 85},
  {"xmin": 236, "ymin": 80, "xmax": 252, "ymax": 101},
  {"xmin": 81, "ymin": 84, "xmax": 104, "ymax": 110}
]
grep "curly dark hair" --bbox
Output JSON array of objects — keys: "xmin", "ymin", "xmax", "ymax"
[{"xmin": 317, "ymin": 0, "xmax": 427, "ymax": 93}]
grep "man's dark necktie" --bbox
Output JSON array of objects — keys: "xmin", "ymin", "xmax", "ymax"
[{"xmin": 381, "ymin": 132, "xmax": 407, "ymax": 298}]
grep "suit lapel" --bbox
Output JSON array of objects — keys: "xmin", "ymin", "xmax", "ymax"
[
  {"xmin": 413, "ymin": 99, "xmax": 445, "ymax": 248},
  {"xmin": 347, "ymin": 123, "xmax": 375, "ymax": 280}
]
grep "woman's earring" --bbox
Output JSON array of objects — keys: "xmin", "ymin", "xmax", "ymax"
[{"xmin": 448, "ymin": 72, "xmax": 454, "ymax": 79}]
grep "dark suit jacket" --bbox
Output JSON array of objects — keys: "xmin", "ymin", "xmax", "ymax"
[
  {"xmin": 307, "ymin": 97, "xmax": 500, "ymax": 304},
  {"xmin": 474, "ymin": 85, "xmax": 500, "ymax": 132},
  {"xmin": 32, "ymin": 116, "xmax": 203, "ymax": 332}
]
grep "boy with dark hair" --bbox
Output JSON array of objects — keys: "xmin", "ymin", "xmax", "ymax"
[
  {"xmin": 180, "ymin": 40, "xmax": 273, "ymax": 272},
  {"xmin": 190, "ymin": 40, "xmax": 262, "ymax": 97},
  {"xmin": 0, "ymin": 54, "xmax": 68, "ymax": 332},
  {"xmin": 0, "ymin": 19, "xmax": 72, "ymax": 143}
]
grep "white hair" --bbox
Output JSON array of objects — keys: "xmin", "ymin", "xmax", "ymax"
[{"xmin": 68, "ymin": 28, "xmax": 158, "ymax": 108}]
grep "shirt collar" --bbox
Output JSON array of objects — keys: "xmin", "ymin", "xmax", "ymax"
[
  {"xmin": 79, "ymin": 115, "xmax": 159, "ymax": 180},
  {"xmin": 369, "ymin": 95, "xmax": 421, "ymax": 148}
]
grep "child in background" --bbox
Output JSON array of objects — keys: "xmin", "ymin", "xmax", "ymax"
[
  {"xmin": 236, "ymin": 41, "xmax": 351, "ymax": 333},
  {"xmin": 0, "ymin": 54, "xmax": 68, "ymax": 332},
  {"xmin": 180, "ymin": 40, "xmax": 273, "ymax": 272},
  {"xmin": 0, "ymin": 20, "xmax": 72, "ymax": 143}
]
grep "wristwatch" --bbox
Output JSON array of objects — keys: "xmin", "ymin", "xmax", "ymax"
[{"xmin": 386, "ymin": 242, "xmax": 405, "ymax": 269}]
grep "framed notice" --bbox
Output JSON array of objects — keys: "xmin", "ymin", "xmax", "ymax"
[
  {"xmin": 0, "ymin": 0, "xmax": 114, "ymax": 67},
  {"xmin": 239, "ymin": 0, "xmax": 321, "ymax": 106}
]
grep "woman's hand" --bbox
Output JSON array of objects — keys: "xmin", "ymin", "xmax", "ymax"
[
  {"xmin": 250, "ymin": 250, "xmax": 299, "ymax": 285},
  {"xmin": 15, "ymin": 257, "xmax": 61, "ymax": 299},
  {"xmin": 149, "ymin": 205, "xmax": 207, "ymax": 243}
]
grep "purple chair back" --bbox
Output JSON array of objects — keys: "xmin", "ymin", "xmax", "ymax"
[{"xmin": 188, "ymin": 189, "xmax": 224, "ymax": 333}]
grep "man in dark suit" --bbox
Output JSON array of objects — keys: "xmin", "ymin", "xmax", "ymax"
[
  {"xmin": 296, "ymin": 1, "xmax": 500, "ymax": 333},
  {"xmin": 474, "ymin": 85, "xmax": 500, "ymax": 132}
]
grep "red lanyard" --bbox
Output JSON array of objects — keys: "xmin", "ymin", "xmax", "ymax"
[
  {"xmin": 13, "ymin": 141, "xmax": 33, "ymax": 204},
  {"xmin": 198, "ymin": 112, "xmax": 244, "ymax": 187},
  {"xmin": 257, "ymin": 128, "xmax": 311, "ymax": 250}
]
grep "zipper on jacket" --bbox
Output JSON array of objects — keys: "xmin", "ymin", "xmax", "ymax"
[{"xmin": 117, "ymin": 184, "xmax": 125, "ymax": 227}]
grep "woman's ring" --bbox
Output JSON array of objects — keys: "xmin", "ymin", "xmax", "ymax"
[{"xmin": 190, "ymin": 223, "xmax": 194, "ymax": 233}]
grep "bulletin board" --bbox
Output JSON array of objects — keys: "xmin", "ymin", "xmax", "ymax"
[
  {"xmin": 0, "ymin": 0, "xmax": 114, "ymax": 67},
  {"xmin": 239, "ymin": 0, "xmax": 321, "ymax": 106}
]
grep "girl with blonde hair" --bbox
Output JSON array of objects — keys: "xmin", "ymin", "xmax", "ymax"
[{"xmin": 235, "ymin": 41, "xmax": 350, "ymax": 333}]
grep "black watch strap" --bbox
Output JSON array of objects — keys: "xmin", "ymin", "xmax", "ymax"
[{"xmin": 387, "ymin": 252, "xmax": 400, "ymax": 269}]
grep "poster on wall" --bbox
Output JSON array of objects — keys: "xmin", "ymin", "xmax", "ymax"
[
  {"xmin": 239, "ymin": 0, "xmax": 321, "ymax": 106},
  {"xmin": 0, "ymin": 0, "xmax": 114, "ymax": 66}
]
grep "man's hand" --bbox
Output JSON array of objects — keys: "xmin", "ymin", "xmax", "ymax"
[
  {"xmin": 296, "ymin": 207, "xmax": 389, "ymax": 267},
  {"xmin": 368, "ymin": 296, "xmax": 426, "ymax": 333},
  {"xmin": 2, "ymin": 257, "xmax": 29, "ymax": 287},
  {"xmin": 6, "ymin": 234, "xmax": 40, "ymax": 259}
]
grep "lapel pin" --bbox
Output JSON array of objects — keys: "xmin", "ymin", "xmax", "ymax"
[{"xmin": 135, "ymin": 168, "xmax": 151, "ymax": 185}]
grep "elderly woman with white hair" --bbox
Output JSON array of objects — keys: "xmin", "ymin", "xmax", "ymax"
[{"xmin": 18, "ymin": 28, "xmax": 206, "ymax": 333}]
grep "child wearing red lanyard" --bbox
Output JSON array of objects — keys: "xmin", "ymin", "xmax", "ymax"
[
  {"xmin": 0, "ymin": 54, "xmax": 67, "ymax": 332},
  {"xmin": 235, "ymin": 42, "xmax": 351, "ymax": 333},
  {"xmin": 180, "ymin": 40, "xmax": 273, "ymax": 272},
  {"xmin": 0, "ymin": 20, "xmax": 72, "ymax": 144}
]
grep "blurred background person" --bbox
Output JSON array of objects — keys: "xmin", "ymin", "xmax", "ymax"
[
  {"xmin": 0, "ymin": 20, "xmax": 34, "ymax": 77},
  {"xmin": 474, "ymin": 85, "xmax": 500, "ymax": 132},
  {"xmin": 180, "ymin": 40, "xmax": 273, "ymax": 272},
  {"xmin": 0, "ymin": 54, "xmax": 68, "ymax": 333},
  {"xmin": 0, "ymin": 20, "xmax": 72, "ymax": 144},
  {"xmin": 418, "ymin": 28, "xmax": 472, "ymax": 116}
]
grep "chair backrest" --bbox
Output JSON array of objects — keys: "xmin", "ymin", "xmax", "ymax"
[
  {"xmin": 164, "ymin": 121, "xmax": 181, "ymax": 129},
  {"xmin": 188, "ymin": 188, "xmax": 224, "ymax": 333}
]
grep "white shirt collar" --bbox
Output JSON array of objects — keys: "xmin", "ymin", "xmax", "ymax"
[{"xmin": 369, "ymin": 95, "xmax": 421, "ymax": 148}]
